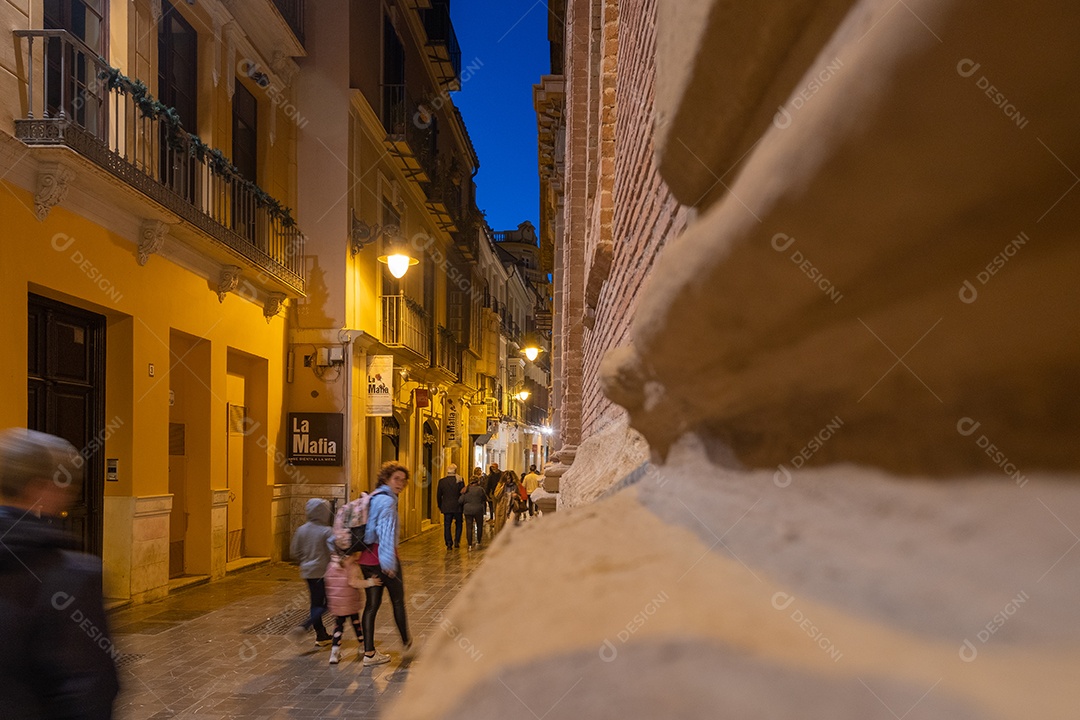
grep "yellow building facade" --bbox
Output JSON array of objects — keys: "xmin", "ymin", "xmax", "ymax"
[
  {"xmin": 0, "ymin": 0, "xmax": 306, "ymax": 602},
  {"xmin": 293, "ymin": 0, "xmax": 487, "ymax": 540}
]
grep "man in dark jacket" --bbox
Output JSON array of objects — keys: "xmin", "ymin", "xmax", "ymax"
[
  {"xmin": 460, "ymin": 475, "xmax": 488, "ymax": 549},
  {"xmin": 436, "ymin": 464, "xmax": 465, "ymax": 549},
  {"xmin": 0, "ymin": 428, "xmax": 120, "ymax": 720},
  {"xmin": 484, "ymin": 463, "xmax": 501, "ymax": 520}
]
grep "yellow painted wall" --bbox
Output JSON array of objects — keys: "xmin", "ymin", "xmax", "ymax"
[{"xmin": 0, "ymin": 186, "xmax": 289, "ymax": 597}]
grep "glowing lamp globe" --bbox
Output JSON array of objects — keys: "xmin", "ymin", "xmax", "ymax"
[{"xmin": 379, "ymin": 251, "xmax": 419, "ymax": 279}]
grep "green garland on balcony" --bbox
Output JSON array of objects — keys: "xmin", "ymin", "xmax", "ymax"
[{"xmin": 97, "ymin": 64, "xmax": 297, "ymax": 228}]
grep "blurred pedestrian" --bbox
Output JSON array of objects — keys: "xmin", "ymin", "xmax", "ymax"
[
  {"xmin": 289, "ymin": 498, "xmax": 334, "ymax": 648},
  {"xmin": 492, "ymin": 470, "xmax": 517, "ymax": 536},
  {"xmin": 484, "ymin": 463, "xmax": 501, "ymax": 521},
  {"xmin": 522, "ymin": 465, "xmax": 542, "ymax": 517},
  {"xmin": 359, "ymin": 462, "xmax": 413, "ymax": 665},
  {"xmin": 0, "ymin": 428, "xmax": 119, "ymax": 719},
  {"xmin": 460, "ymin": 472, "xmax": 487, "ymax": 549},
  {"xmin": 436, "ymin": 464, "xmax": 464, "ymax": 549}
]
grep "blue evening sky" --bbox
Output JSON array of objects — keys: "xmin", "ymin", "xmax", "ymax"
[{"xmin": 450, "ymin": 1, "xmax": 549, "ymax": 234}]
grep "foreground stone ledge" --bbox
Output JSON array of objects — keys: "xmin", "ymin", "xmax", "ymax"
[{"xmin": 391, "ymin": 438, "xmax": 1080, "ymax": 719}]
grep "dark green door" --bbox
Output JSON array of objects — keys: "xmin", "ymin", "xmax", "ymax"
[{"xmin": 27, "ymin": 294, "xmax": 106, "ymax": 556}]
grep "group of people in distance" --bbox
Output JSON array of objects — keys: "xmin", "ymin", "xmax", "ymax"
[
  {"xmin": 437, "ymin": 462, "xmax": 543, "ymax": 550},
  {"xmin": 290, "ymin": 462, "xmax": 413, "ymax": 666}
]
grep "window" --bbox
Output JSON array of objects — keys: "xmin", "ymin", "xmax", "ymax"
[
  {"xmin": 44, "ymin": 0, "xmax": 106, "ymax": 132},
  {"xmin": 158, "ymin": 2, "xmax": 198, "ymax": 201},
  {"xmin": 232, "ymin": 82, "xmax": 259, "ymax": 240}
]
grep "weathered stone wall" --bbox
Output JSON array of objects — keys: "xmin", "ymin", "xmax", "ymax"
[{"xmin": 580, "ymin": 0, "xmax": 690, "ymax": 439}]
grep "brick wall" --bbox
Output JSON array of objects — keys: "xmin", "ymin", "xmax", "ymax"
[{"xmin": 578, "ymin": 0, "xmax": 689, "ymax": 438}]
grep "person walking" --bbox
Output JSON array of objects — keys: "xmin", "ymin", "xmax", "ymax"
[
  {"xmin": 492, "ymin": 470, "xmax": 516, "ymax": 536},
  {"xmin": 484, "ymin": 463, "xmax": 501, "ymax": 521},
  {"xmin": 460, "ymin": 472, "xmax": 487, "ymax": 549},
  {"xmin": 0, "ymin": 428, "xmax": 120, "ymax": 719},
  {"xmin": 323, "ymin": 547, "xmax": 370, "ymax": 665},
  {"xmin": 522, "ymin": 465, "xmax": 542, "ymax": 517},
  {"xmin": 436, "ymin": 464, "xmax": 464, "ymax": 549},
  {"xmin": 359, "ymin": 462, "xmax": 413, "ymax": 666},
  {"xmin": 289, "ymin": 498, "xmax": 334, "ymax": 647}
]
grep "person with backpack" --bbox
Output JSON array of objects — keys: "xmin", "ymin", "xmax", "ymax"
[
  {"xmin": 288, "ymin": 498, "xmax": 334, "ymax": 648},
  {"xmin": 509, "ymin": 472, "xmax": 530, "ymax": 523},
  {"xmin": 358, "ymin": 462, "xmax": 413, "ymax": 665},
  {"xmin": 460, "ymin": 472, "xmax": 487, "ymax": 549}
]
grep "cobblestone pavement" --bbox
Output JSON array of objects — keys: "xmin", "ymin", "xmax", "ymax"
[{"xmin": 109, "ymin": 528, "xmax": 484, "ymax": 719}]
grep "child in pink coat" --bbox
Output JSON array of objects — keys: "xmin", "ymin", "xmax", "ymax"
[{"xmin": 323, "ymin": 546, "xmax": 380, "ymax": 664}]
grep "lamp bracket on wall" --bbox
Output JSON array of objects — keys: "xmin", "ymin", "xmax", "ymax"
[{"xmin": 351, "ymin": 211, "xmax": 402, "ymax": 256}]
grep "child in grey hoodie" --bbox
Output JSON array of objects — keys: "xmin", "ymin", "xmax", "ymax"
[{"xmin": 290, "ymin": 498, "xmax": 334, "ymax": 646}]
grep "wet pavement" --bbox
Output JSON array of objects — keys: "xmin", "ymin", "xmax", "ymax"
[{"xmin": 109, "ymin": 528, "xmax": 485, "ymax": 719}]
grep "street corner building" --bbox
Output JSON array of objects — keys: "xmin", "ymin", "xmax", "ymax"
[{"xmin": 0, "ymin": 0, "xmax": 554, "ymax": 609}]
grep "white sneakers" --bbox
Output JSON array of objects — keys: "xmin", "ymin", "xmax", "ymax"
[
  {"xmin": 328, "ymin": 645, "xmax": 341, "ymax": 665},
  {"xmin": 362, "ymin": 651, "xmax": 391, "ymax": 666}
]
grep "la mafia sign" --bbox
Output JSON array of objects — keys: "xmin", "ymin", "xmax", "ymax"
[{"xmin": 287, "ymin": 413, "xmax": 344, "ymax": 466}]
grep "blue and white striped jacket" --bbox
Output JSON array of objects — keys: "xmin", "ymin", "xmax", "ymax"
[{"xmin": 364, "ymin": 484, "xmax": 399, "ymax": 572}]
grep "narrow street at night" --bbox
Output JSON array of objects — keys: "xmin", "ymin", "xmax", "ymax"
[{"xmin": 109, "ymin": 529, "xmax": 479, "ymax": 719}]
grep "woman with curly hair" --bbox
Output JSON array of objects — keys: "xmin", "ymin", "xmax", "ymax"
[
  {"xmin": 358, "ymin": 461, "xmax": 413, "ymax": 665},
  {"xmin": 492, "ymin": 470, "xmax": 517, "ymax": 536}
]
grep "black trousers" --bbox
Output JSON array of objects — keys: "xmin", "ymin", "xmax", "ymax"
[
  {"xmin": 360, "ymin": 564, "xmax": 410, "ymax": 653},
  {"xmin": 304, "ymin": 578, "xmax": 329, "ymax": 638},
  {"xmin": 443, "ymin": 512, "xmax": 462, "ymax": 547},
  {"xmin": 464, "ymin": 513, "xmax": 484, "ymax": 545}
]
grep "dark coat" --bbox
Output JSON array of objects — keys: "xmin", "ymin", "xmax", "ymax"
[
  {"xmin": 461, "ymin": 482, "xmax": 488, "ymax": 517},
  {"xmin": 0, "ymin": 506, "xmax": 120, "ymax": 719},
  {"xmin": 436, "ymin": 474, "xmax": 464, "ymax": 514},
  {"xmin": 484, "ymin": 470, "xmax": 501, "ymax": 497}
]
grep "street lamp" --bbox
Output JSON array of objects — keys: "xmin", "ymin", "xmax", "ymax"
[
  {"xmin": 520, "ymin": 332, "xmax": 543, "ymax": 362},
  {"xmin": 515, "ymin": 389, "xmax": 531, "ymax": 402},
  {"xmin": 353, "ymin": 214, "xmax": 419, "ymax": 279},
  {"xmin": 379, "ymin": 249, "xmax": 418, "ymax": 279}
]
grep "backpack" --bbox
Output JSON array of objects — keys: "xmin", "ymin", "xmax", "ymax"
[
  {"xmin": 333, "ymin": 493, "xmax": 371, "ymax": 554},
  {"xmin": 509, "ymin": 481, "xmax": 528, "ymax": 514}
]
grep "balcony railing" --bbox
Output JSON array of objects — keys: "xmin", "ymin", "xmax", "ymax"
[
  {"xmin": 272, "ymin": 0, "xmax": 305, "ymax": 47},
  {"xmin": 422, "ymin": 0, "xmax": 462, "ymax": 87},
  {"xmin": 382, "ymin": 84, "xmax": 435, "ymax": 182},
  {"xmin": 459, "ymin": 351, "xmax": 478, "ymax": 390},
  {"xmin": 382, "ymin": 294, "xmax": 430, "ymax": 360},
  {"xmin": 435, "ymin": 325, "xmax": 461, "ymax": 377},
  {"xmin": 13, "ymin": 30, "xmax": 305, "ymax": 293}
]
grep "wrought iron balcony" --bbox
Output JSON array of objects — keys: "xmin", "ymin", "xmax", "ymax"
[
  {"xmin": 451, "ymin": 204, "xmax": 481, "ymax": 262},
  {"xmin": 422, "ymin": 0, "xmax": 462, "ymax": 88},
  {"xmin": 382, "ymin": 293, "xmax": 430, "ymax": 361},
  {"xmin": 272, "ymin": 0, "xmax": 305, "ymax": 47},
  {"xmin": 435, "ymin": 325, "xmax": 461, "ymax": 378},
  {"xmin": 13, "ymin": 30, "xmax": 305, "ymax": 294},
  {"xmin": 459, "ymin": 351, "xmax": 478, "ymax": 390},
  {"xmin": 382, "ymin": 84, "xmax": 435, "ymax": 183}
]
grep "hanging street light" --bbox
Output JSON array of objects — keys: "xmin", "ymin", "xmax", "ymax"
[{"xmin": 376, "ymin": 226, "xmax": 419, "ymax": 279}]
